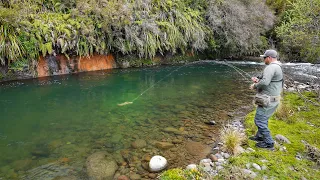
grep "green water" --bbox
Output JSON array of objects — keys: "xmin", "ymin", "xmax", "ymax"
[{"xmin": 0, "ymin": 61, "xmax": 257, "ymax": 179}]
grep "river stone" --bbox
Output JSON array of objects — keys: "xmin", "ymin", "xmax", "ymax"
[
  {"xmin": 149, "ymin": 155, "xmax": 167, "ymax": 172},
  {"xmin": 86, "ymin": 151, "xmax": 118, "ymax": 180},
  {"xmin": 117, "ymin": 175, "xmax": 130, "ymax": 180},
  {"xmin": 185, "ymin": 141, "xmax": 211, "ymax": 157},
  {"xmin": 172, "ymin": 139, "xmax": 183, "ymax": 144},
  {"xmin": 209, "ymin": 154, "xmax": 218, "ymax": 162},
  {"xmin": 186, "ymin": 164, "xmax": 197, "ymax": 170},
  {"xmin": 131, "ymin": 139, "xmax": 147, "ymax": 149},
  {"xmin": 53, "ymin": 176, "xmax": 78, "ymax": 180},
  {"xmin": 252, "ymin": 163, "xmax": 261, "ymax": 170},
  {"xmin": 129, "ymin": 173, "xmax": 141, "ymax": 180},
  {"xmin": 241, "ymin": 169, "xmax": 257, "ymax": 179},
  {"xmin": 155, "ymin": 142, "xmax": 174, "ymax": 149},
  {"xmin": 148, "ymin": 173, "xmax": 157, "ymax": 179},
  {"xmin": 275, "ymin": 134, "xmax": 291, "ymax": 144}
]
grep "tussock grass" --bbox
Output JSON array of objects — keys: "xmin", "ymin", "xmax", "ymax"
[
  {"xmin": 275, "ymin": 101, "xmax": 295, "ymax": 123},
  {"xmin": 219, "ymin": 126, "xmax": 245, "ymax": 155}
]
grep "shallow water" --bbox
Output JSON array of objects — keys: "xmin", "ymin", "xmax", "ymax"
[{"xmin": 0, "ymin": 61, "xmax": 259, "ymax": 179}]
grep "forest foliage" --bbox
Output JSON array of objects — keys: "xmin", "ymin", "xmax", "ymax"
[{"xmin": 0, "ymin": 0, "xmax": 319, "ymax": 71}]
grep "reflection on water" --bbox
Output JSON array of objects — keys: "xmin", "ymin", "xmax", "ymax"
[{"xmin": 0, "ymin": 61, "xmax": 257, "ymax": 179}]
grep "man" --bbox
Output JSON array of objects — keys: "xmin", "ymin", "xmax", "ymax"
[{"xmin": 249, "ymin": 49, "xmax": 283, "ymax": 149}]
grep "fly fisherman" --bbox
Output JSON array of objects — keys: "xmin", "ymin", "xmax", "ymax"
[{"xmin": 249, "ymin": 49, "xmax": 283, "ymax": 149}]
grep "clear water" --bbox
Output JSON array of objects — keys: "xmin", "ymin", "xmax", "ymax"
[{"xmin": 0, "ymin": 61, "xmax": 257, "ymax": 179}]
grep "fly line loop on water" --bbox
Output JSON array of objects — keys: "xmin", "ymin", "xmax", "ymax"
[
  {"xmin": 117, "ymin": 60, "xmax": 252, "ymax": 106},
  {"xmin": 117, "ymin": 61, "xmax": 199, "ymax": 106}
]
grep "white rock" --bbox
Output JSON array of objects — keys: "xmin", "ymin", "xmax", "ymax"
[
  {"xmin": 280, "ymin": 146, "xmax": 287, "ymax": 152},
  {"xmin": 242, "ymin": 169, "xmax": 257, "ymax": 179},
  {"xmin": 215, "ymin": 153, "xmax": 223, "ymax": 159},
  {"xmin": 260, "ymin": 159, "xmax": 269, "ymax": 163},
  {"xmin": 287, "ymin": 87, "xmax": 295, "ymax": 92},
  {"xmin": 203, "ymin": 166, "xmax": 212, "ymax": 172},
  {"xmin": 246, "ymin": 148, "xmax": 255, "ymax": 152},
  {"xmin": 186, "ymin": 164, "xmax": 197, "ymax": 170},
  {"xmin": 216, "ymin": 166, "xmax": 224, "ymax": 171},
  {"xmin": 246, "ymin": 163, "xmax": 251, "ymax": 169},
  {"xmin": 223, "ymin": 153, "xmax": 230, "ymax": 159},
  {"xmin": 252, "ymin": 163, "xmax": 261, "ymax": 171},
  {"xmin": 235, "ymin": 146, "xmax": 245, "ymax": 155},
  {"xmin": 149, "ymin": 155, "xmax": 167, "ymax": 172},
  {"xmin": 217, "ymin": 159, "xmax": 225, "ymax": 162},
  {"xmin": 261, "ymin": 165, "xmax": 267, "ymax": 170},
  {"xmin": 275, "ymin": 134, "xmax": 291, "ymax": 144},
  {"xmin": 200, "ymin": 159, "xmax": 212, "ymax": 164}
]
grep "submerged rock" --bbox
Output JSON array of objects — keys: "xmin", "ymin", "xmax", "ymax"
[
  {"xmin": 155, "ymin": 142, "xmax": 174, "ymax": 149},
  {"xmin": 204, "ymin": 120, "xmax": 216, "ymax": 125},
  {"xmin": 21, "ymin": 162, "xmax": 76, "ymax": 180},
  {"xmin": 85, "ymin": 151, "xmax": 118, "ymax": 180},
  {"xmin": 185, "ymin": 141, "xmax": 211, "ymax": 157},
  {"xmin": 131, "ymin": 139, "xmax": 147, "ymax": 149}
]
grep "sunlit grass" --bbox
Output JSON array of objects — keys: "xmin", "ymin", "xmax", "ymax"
[
  {"xmin": 229, "ymin": 91, "xmax": 320, "ymax": 179},
  {"xmin": 219, "ymin": 126, "xmax": 245, "ymax": 155}
]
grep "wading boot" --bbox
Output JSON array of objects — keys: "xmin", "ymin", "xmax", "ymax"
[
  {"xmin": 249, "ymin": 136, "xmax": 263, "ymax": 142},
  {"xmin": 256, "ymin": 142, "xmax": 274, "ymax": 150}
]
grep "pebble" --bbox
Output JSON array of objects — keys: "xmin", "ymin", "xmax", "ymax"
[
  {"xmin": 186, "ymin": 164, "xmax": 197, "ymax": 170},
  {"xmin": 252, "ymin": 163, "xmax": 261, "ymax": 171},
  {"xmin": 117, "ymin": 175, "xmax": 130, "ymax": 180},
  {"xmin": 203, "ymin": 166, "xmax": 212, "ymax": 172},
  {"xmin": 246, "ymin": 163, "xmax": 251, "ymax": 169},
  {"xmin": 261, "ymin": 165, "xmax": 267, "ymax": 170},
  {"xmin": 129, "ymin": 173, "xmax": 141, "ymax": 180},
  {"xmin": 260, "ymin": 159, "xmax": 269, "ymax": 163},
  {"xmin": 209, "ymin": 154, "xmax": 218, "ymax": 162},
  {"xmin": 223, "ymin": 153, "xmax": 230, "ymax": 159},
  {"xmin": 242, "ymin": 169, "xmax": 257, "ymax": 179},
  {"xmin": 216, "ymin": 166, "xmax": 224, "ymax": 171},
  {"xmin": 148, "ymin": 173, "xmax": 157, "ymax": 179},
  {"xmin": 213, "ymin": 147, "xmax": 219, "ymax": 150},
  {"xmin": 279, "ymin": 146, "xmax": 287, "ymax": 152},
  {"xmin": 200, "ymin": 159, "xmax": 212, "ymax": 164},
  {"xmin": 275, "ymin": 134, "xmax": 291, "ymax": 144},
  {"xmin": 246, "ymin": 148, "xmax": 255, "ymax": 152},
  {"xmin": 217, "ymin": 159, "xmax": 225, "ymax": 163},
  {"xmin": 215, "ymin": 153, "xmax": 223, "ymax": 159}
]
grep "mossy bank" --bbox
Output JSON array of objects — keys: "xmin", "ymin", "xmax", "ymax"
[{"xmin": 160, "ymin": 91, "xmax": 320, "ymax": 179}]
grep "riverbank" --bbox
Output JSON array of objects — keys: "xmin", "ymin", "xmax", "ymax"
[{"xmin": 159, "ymin": 88, "xmax": 320, "ymax": 179}]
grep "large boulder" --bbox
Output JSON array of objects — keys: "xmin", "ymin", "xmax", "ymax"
[{"xmin": 86, "ymin": 151, "xmax": 118, "ymax": 180}]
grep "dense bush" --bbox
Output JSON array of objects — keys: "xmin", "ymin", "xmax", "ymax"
[
  {"xmin": 275, "ymin": 0, "xmax": 320, "ymax": 62},
  {"xmin": 1, "ymin": 0, "xmax": 318, "ymax": 70},
  {"xmin": 0, "ymin": 0, "xmax": 209, "ymax": 67},
  {"xmin": 207, "ymin": 0, "xmax": 275, "ymax": 56}
]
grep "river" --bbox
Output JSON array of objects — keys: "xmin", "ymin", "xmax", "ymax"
[{"xmin": 0, "ymin": 60, "xmax": 318, "ymax": 179}]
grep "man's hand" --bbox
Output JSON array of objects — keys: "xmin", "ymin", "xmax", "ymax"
[
  {"xmin": 249, "ymin": 83, "xmax": 255, "ymax": 90},
  {"xmin": 251, "ymin": 77, "xmax": 259, "ymax": 83}
]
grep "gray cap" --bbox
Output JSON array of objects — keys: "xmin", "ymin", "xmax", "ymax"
[{"xmin": 260, "ymin": 49, "xmax": 278, "ymax": 58}]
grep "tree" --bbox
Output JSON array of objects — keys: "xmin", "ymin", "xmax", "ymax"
[
  {"xmin": 275, "ymin": 0, "xmax": 320, "ymax": 62},
  {"xmin": 207, "ymin": 0, "xmax": 275, "ymax": 57}
]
